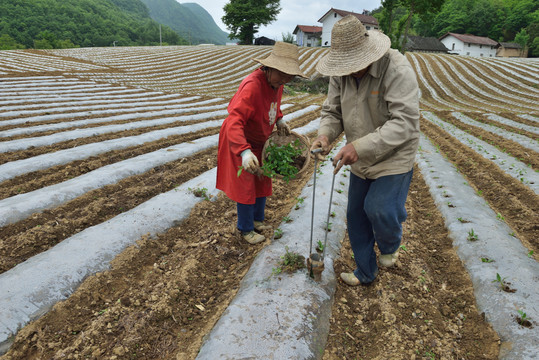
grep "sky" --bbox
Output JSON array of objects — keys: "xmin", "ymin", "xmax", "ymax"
[{"xmin": 179, "ymin": 0, "xmax": 383, "ymax": 41}]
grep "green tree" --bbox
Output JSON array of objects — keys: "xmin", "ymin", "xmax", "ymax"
[
  {"xmin": 399, "ymin": 0, "xmax": 446, "ymax": 52},
  {"xmin": 281, "ymin": 31, "xmax": 293, "ymax": 43},
  {"xmin": 0, "ymin": 33, "xmax": 25, "ymax": 49},
  {"xmin": 222, "ymin": 0, "xmax": 281, "ymax": 45},
  {"xmin": 514, "ymin": 28, "xmax": 530, "ymax": 56}
]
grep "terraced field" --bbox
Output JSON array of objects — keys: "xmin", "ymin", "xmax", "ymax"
[{"xmin": 0, "ymin": 46, "xmax": 537, "ymax": 359}]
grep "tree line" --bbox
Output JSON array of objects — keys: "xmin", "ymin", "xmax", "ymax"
[
  {"xmin": 374, "ymin": 0, "xmax": 538, "ymax": 56},
  {"xmin": 0, "ymin": 0, "xmax": 187, "ymax": 50}
]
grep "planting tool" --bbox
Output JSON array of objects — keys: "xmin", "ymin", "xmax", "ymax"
[{"xmin": 307, "ymin": 149, "xmax": 338, "ymax": 280}]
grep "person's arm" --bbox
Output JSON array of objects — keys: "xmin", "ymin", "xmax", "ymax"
[
  {"xmin": 311, "ymin": 76, "xmax": 344, "ymax": 158},
  {"xmin": 226, "ymin": 82, "xmax": 257, "ymax": 156},
  {"xmin": 318, "ymin": 76, "xmax": 344, "ymax": 143}
]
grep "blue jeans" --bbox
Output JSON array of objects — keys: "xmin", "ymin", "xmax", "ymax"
[
  {"xmin": 347, "ymin": 170, "xmax": 413, "ymax": 284},
  {"xmin": 237, "ymin": 197, "xmax": 266, "ymax": 233}
]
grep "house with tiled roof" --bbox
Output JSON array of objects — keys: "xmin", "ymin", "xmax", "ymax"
[
  {"xmin": 439, "ymin": 32, "xmax": 498, "ymax": 57},
  {"xmin": 318, "ymin": 8, "xmax": 379, "ymax": 47},
  {"xmin": 405, "ymin": 36, "xmax": 449, "ymax": 53},
  {"xmin": 497, "ymin": 42, "xmax": 527, "ymax": 57},
  {"xmin": 293, "ymin": 25, "xmax": 322, "ymax": 47}
]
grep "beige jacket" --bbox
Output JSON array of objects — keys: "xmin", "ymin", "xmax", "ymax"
[{"xmin": 318, "ymin": 49, "xmax": 420, "ymax": 179}]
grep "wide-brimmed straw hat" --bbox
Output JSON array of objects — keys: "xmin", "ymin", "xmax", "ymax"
[
  {"xmin": 316, "ymin": 15, "xmax": 391, "ymax": 76},
  {"xmin": 252, "ymin": 41, "xmax": 307, "ymax": 78}
]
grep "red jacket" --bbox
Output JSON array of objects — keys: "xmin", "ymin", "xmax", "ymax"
[{"xmin": 216, "ymin": 68, "xmax": 283, "ymax": 204}]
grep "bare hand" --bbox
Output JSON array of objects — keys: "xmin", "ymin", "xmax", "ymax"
[
  {"xmin": 332, "ymin": 143, "xmax": 358, "ymax": 174},
  {"xmin": 310, "ymin": 135, "xmax": 330, "ymax": 160}
]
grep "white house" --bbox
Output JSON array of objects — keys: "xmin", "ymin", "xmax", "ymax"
[
  {"xmin": 293, "ymin": 25, "xmax": 322, "ymax": 47},
  {"xmin": 318, "ymin": 8, "xmax": 379, "ymax": 47},
  {"xmin": 439, "ymin": 32, "xmax": 498, "ymax": 57}
]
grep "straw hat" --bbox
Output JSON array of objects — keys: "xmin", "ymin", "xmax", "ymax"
[
  {"xmin": 316, "ymin": 15, "xmax": 391, "ymax": 76},
  {"xmin": 252, "ymin": 41, "xmax": 307, "ymax": 78}
]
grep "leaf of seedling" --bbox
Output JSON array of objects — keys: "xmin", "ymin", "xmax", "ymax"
[
  {"xmin": 467, "ymin": 229, "xmax": 478, "ymax": 241},
  {"xmin": 399, "ymin": 245, "xmax": 408, "ymax": 252},
  {"xmin": 517, "ymin": 309, "xmax": 527, "ymax": 320},
  {"xmin": 481, "ymin": 257, "xmax": 494, "ymax": 263}
]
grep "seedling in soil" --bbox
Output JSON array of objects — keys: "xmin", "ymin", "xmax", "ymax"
[
  {"xmin": 516, "ymin": 310, "xmax": 533, "ymax": 328},
  {"xmin": 399, "ymin": 245, "xmax": 408, "ymax": 252},
  {"xmin": 316, "ymin": 240, "xmax": 324, "ymax": 252},
  {"xmin": 481, "ymin": 257, "xmax": 494, "ymax": 263},
  {"xmin": 188, "ymin": 187, "xmax": 209, "ymax": 200},
  {"xmin": 276, "ymin": 246, "xmax": 305, "ymax": 273},
  {"xmin": 527, "ymin": 250, "xmax": 534, "ymax": 258},
  {"xmin": 492, "ymin": 273, "xmax": 517, "ymax": 293},
  {"xmin": 324, "ymin": 222, "xmax": 332, "ymax": 232},
  {"xmin": 467, "ymin": 229, "xmax": 479, "ymax": 241},
  {"xmin": 330, "ymin": 211, "xmax": 336, "ymax": 218},
  {"xmin": 457, "ymin": 217, "xmax": 470, "ymax": 223},
  {"xmin": 274, "ymin": 228, "xmax": 283, "ymax": 239},
  {"xmin": 294, "ymin": 196, "xmax": 305, "ymax": 210},
  {"xmin": 496, "ymin": 213, "xmax": 505, "ymax": 221},
  {"xmin": 336, "ymin": 189, "xmax": 343, "ymax": 194},
  {"xmin": 282, "ymin": 216, "xmax": 292, "ymax": 223}
]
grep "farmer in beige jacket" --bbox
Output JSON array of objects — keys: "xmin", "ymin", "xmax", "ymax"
[{"xmin": 311, "ymin": 15, "xmax": 420, "ymax": 286}]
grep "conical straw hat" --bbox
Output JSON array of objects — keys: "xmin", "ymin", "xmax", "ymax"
[
  {"xmin": 316, "ymin": 15, "xmax": 391, "ymax": 76},
  {"xmin": 252, "ymin": 41, "xmax": 307, "ymax": 78}
]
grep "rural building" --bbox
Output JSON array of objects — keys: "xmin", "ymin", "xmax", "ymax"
[
  {"xmin": 254, "ymin": 36, "xmax": 275, "ymax": 46},
  {"xmin": 318, "ymin": 8, "xmax": 379, "ymax": 47},
  {"xmin": 439, "ymin": 32, "xmax": 498, "ymax": 57},
  {"xmin": 497, "ymin": 42, "xmax": 527, "ymax": 57},
  {"xmin": 404, "ymin": 36, "xmax": 449, "ymax": 53},
  {"xmin": 293, "ymin": 25, "xmax": 322, "ymax": 47}
]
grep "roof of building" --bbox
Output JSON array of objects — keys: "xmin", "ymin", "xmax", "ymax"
[
  {"xmin": 439, "ymin": 32, "xmax": 498, "ymax": 46},
  {"xmin": 405, "ymin": 36, "xmax": 449, "ymax": 52},
  {"xmin": 499, "ymin": 42, "xmax": 522, "ymax": 49},
  {"xmin": 293, "ymin": 25, "xmax": 323, "ymax": 35},
  {"xmin": 318, "ymin": 8, "xmax": 378, "ymax": 26}
]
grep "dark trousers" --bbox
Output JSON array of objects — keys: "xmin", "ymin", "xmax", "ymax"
[
  {"xmin": 347, "ymin": 170, "xmax": 413, "ymax": 284},
  {"xmin": 236, "ymin": 197, "xmax": 266, "ymax": 233}
]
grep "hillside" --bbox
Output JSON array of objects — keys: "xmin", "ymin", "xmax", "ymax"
[
  {"xmin": 0, "ymin": 0, "xmax": 186, "ymax": 48},
  {"xmin": 139, "ymin": 0, "xmax": 229, "ymax": 44}
]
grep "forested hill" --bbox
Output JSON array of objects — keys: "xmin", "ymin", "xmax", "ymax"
[
  {"xmin": 0, "ymin": 0, "xmax": 229, "ymax": 49},
  {"xmin": 140, "ymin": 0, "xmax": 229, "ymax": 45}
]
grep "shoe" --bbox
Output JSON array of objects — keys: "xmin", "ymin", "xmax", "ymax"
[
  {"xmin": 379, "ymin": 249, "xmax": 399, "ymax": 267},
  {"xmin": 254, "ymin": 221, "xmax": 272, "ymax": 232},
  {"xmin": 340, "ymin": 272, "xmax": 360, "ymax": 286},
  {"xmin": 242, "ymin": 230, "xmax": 265, "ymax": 244}
]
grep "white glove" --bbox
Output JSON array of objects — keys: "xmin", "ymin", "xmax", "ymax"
[
  {"xmin": 241, "ymin": 149, "xmax": 260, "ymax": 175},
  {"xmin": 276, "ymin": 119, "xmax": 291, "ymax": 136}
]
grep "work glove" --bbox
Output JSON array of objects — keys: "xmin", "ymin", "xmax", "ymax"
[
  {"xmin": 276, "ymin": 119, "xmax": 291, "ymax": 136},
  {"xmin": 241, "ymin": 149, "xmax": 261, "ymax": 175},
  {"xmin": 310, "ymin": 135, "xmax": 330, "ymax": 161}
]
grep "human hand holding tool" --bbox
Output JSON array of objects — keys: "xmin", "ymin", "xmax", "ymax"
[
  {"xmin": 310, "ymin": 135, "xmax": 330, "ymax": 160},
  {"xmin": 332, "ymin": 143, "xmax": 357, "ymax": 174}
]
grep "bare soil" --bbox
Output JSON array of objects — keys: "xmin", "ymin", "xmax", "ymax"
[{"xmin": 1, "ymin": 49, "xmax": 537, "ymax": 359}]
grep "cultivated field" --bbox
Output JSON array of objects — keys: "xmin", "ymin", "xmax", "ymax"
[{"xmin": 0, "ymin": 46, "xmax": 537, "ymax": 359}]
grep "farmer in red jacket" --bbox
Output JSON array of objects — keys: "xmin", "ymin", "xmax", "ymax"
[{"xmin": 217, "ymin": 41, "xmax": 306, "ymax": 244}]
